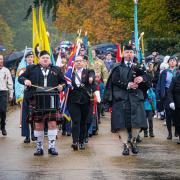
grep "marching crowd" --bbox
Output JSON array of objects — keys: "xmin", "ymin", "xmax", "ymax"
[{"xmin": 0, "ymin": 44, "xmax": 179, "ymax": 157}]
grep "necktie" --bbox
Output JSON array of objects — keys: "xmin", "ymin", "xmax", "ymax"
[{"xmin": 127, "ymin": 62, "xmax": 131, "ymax": 68}]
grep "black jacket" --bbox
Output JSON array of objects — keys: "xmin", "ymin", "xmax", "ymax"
[
  {"xmin": 168, "ymin": 73, "xmax": 180, "ymax": 108},
  {"xmin": 67, "ymin": 68, "xmax": 96, "ymax": 104},
  {"xmin": 103, "ymin": 61, "xmax": 149, "ymax": 130},
  {"xmin": 18, "ymin": 64, "xmax": 67, "ymax": 98},
  {"xmin": 104, "ymin": 61, "xmax": 150, "ymax": 103}
]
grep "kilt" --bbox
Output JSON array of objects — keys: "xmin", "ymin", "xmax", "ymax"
[
  {"xmin": 0, "ymin": 91, "xmax": 8, "ymax": 112},
  {"xmin": 32, "ymin": 111, "xmax": 62, "ymax": 123}
]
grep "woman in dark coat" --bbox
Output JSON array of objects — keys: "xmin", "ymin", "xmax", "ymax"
[
  {"xmin": 104, "ymin": 45, "xmax": 149, "ymax": 156},
  {"xmin": 168, "ymin": 68, "xmax": 180, "ymax": 144},
  {"xmin": 156, "ymin": 57, "xmax": 177, "ymax": 139}
]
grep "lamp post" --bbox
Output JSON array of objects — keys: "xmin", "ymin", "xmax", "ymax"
[{"xmin": 134, "ymin": 0, "xmax": 140, "ymax": 62}]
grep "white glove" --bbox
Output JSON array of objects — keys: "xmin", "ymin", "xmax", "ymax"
[
  {"xmin": 94, "ymin": 91, "xmax": 101, "ymax": 103},
  {"xmin": 169, "ymin": 102, "xmax": 175, "ymax": 110}
]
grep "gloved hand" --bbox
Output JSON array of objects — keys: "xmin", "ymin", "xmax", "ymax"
[{"xmin": 169, "ymin": 102, "xmax": 175, "ymax": 110}]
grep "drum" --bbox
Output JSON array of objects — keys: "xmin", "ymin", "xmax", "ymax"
[{"xmin": 33, "ymin": 88, "xmax": 60, "ymax": 111}]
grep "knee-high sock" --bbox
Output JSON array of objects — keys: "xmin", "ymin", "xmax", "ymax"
[
  {"xmin": 48, "ymin": 129, "xmax": 57, "ymax": 149},
  {"xmin": 34, "ymin": 130, "xmax": 44, "ymax": 149},
  {"xmin": 118, "ymin": 129, "xmax": 128, "ymax": 146},
  {"xmin": 132, "ymin": 128, "xmax": 140, "ymax": 141}
]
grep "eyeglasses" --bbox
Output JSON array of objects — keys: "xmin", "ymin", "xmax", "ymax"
[{"xmin": 80, "ymin": 49, "xmax": 85, "ymax": 51}]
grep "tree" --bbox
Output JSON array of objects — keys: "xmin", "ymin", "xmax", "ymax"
[
  {"xmin": 25, "ymin": 0, "xmax": 74, "ymax": 21},
  {"xmin": 55, "ymin": 0, "xmax": 129, "ymax": 44},
  {"xmin": 0, "ymin": 15, "xmax": 14, "ymax": 52},
  {"xmin": 109, "ymin": 0, "xmax": 180, "ymax": 38},
  {"xmin": 0, "ymin": 0, "xmax": 59, "ymax": 50}
]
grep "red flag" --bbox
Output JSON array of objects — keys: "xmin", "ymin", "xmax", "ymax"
[{"xmin": 116, "ymin": 43, "xmax": 122, "ymax": 63}]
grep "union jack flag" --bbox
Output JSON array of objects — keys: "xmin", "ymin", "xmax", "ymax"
[{"xmin": 60, "ymin": 42, "xmax": 81, "ymax": 121}]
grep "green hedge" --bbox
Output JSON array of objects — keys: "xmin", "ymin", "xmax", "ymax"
[{"xmin": 145, "ymin": 37, "xmax": 180, "ymax": 55}]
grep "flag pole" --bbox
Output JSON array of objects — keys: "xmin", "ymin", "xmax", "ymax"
[{"xmin": 134, "ymin": 0, "xmax": 140, "ymax": 63}]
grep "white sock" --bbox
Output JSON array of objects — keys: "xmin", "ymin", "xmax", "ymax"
[
  {"xmin": 48, "ymin": 129, "xmax": 57, "ymax": 149},
  {"xmin": 34, "ymin": 130, "xmax": 44, "ymax": 149},
  {"xmin": 132, "ymin": 128, "xmax": 140, "ymax": 143}
]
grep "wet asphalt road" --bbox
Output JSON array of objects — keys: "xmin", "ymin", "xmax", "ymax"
[{"xmin": 0, "ymin": 107, "xmax": 180, "ymax": 180}]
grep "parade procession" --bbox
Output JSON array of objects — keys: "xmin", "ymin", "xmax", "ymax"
[{"xmin": 0, "ymin": 0, "xmax": 180, "ymax": 179}]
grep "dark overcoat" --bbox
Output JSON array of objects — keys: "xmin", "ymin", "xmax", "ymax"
[
  {"xmin": 168, "ymin": 72, "xmax": 180, "ymax": 127},
  {"xmin": 104, "ymin": 61, "xmax": 149, "ymax": 132}
]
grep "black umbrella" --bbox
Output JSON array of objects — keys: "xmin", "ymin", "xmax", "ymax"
[
  {"xmin": 0, "ymin": 45, "xmax": 6, "ymax": 52},
  {"xmin": 5, "ymin": 51, "xmax": 24, "ymax": 62}
]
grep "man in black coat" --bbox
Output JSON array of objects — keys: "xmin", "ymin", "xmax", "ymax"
[
  {"xmin": 168, "ymin": 67, "xmax": 180, "ymax": 144},
  {"xmin": 18, "ymin": 50, "xmax": 67, "ymax": 156},
  {"xmin": 67, "ymin": 55, "xmax": 96, "ymax": 150},
  {"xmin": 104, "ymin": 45, "xmax": 149, "ymax": 156}
]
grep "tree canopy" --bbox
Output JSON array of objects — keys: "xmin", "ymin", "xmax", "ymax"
[
  {"xmin": 55, "ymin": 0, "xmax": 129, "ymax": 44},
  {"xmin": 109, "ymin": 0, "xmax": 180, "ymax": 38},
  {"xmin": 0, "ymin": 15, "xmax": 14, "ymax": 52}
]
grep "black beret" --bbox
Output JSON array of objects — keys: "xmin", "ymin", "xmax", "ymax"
[
  {"xmin": 39, "ymin": 50, "xmax": 50, "ymax": 57},
  {"xmin": 124, "ymin": 45, "xmax": 133, "ymax": 51},
  {"xmin": 25, "ymin": 51, "xmax": 34, "ymax": 58}
]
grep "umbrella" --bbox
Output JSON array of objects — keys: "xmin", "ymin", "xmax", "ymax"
[
  {"xmin": 4, "ymin": 51, "xmax": 24, "ymax": 62},
  {"xmin": 0, "ymin": 45, "xmax": 6, "ymax": 52}
]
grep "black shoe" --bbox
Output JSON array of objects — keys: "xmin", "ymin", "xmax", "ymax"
[
  {"xmin": 24, "ymin": 137, "xmax": 30, "ymax": 143},
  {"xmin": 62, "ymin": 131, "xmax": 66, "ymax": 136},
  {"xmin": 71, "ymin": 143, "xmax": 78, "ymax": 151},
  {"xmin": 160, "ymin": 115, "xmax": 165, "ymax": 120},
  {"xmin": 67, "ymin": 132, "xmax": 71, "ymax": 136},
  {"xmin": 48, "ymin": 148, "xmax": 58, "ymax": 155},
  {"xmin": 177, "ymin": 139, "xmax": 180, "ymax": 144},
  {"xmin": 34, "ymin": 148, "xmax": 44, "ymax": 156},
  {"xmin": 1, "ymin": 129, "xmax": 7, "ymax": 136},
  {"xmin": 174, "ymin": 132, "xmax": 178, "ymax": 137},
  {"xmin": 144, "ymin": 131, "xmax": 148, "ymax": 137},
  {"xmin": 31, "ymin": 135, "xmax": 37, "ymax": 141},
  {"xmin": 149, "ymin": 132, "xmax": 155, "ymax": 137},
  {"xmin": 122, "ymin": 144, "xmax": 129, "ymax": 156},
  {"xmin": 101, "ymin": 112, "xmax": 105, "ymax": 116},
  {"xmin": 136, "ymin": 135, "xmax": 142, "ymax": 143},
  {"xmin": 79, "ymin": 143, "xmax": 85, "ymax": 150},
  {"xmin": 84, "ymin": 138, "xmax": 88, "ymax": 144},
  {"xmin": 167, "ymin": 134, "xmax": 172, "ymax": 140},
  {"xmin": 130, "ymin": 141, "xmax": 139, "ymax": 154}
]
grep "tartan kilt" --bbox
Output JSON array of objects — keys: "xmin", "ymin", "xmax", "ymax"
[
  {"xmin": 32, "ymin": 111, "xmax": 62, "ymax": 123},
  {"xmin": 28, "ymin": 94, "xmax": 62, "ymax": 124}
]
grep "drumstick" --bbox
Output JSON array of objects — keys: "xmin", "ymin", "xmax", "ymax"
[
  {"xmin": 45, "ymin": 84, "xmax": 66, "ymax": 92},
  {"xmin": 31, "ymin": 84, "xmax": 45, "ymax": 89}
]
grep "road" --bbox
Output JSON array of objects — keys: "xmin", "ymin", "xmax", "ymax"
[{"xmin": 0, "ymin": 107, "xmax": 180, "ymax": 180}]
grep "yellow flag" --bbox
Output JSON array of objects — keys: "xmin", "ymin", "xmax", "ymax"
[
  {"xmin": 141, "ymin": 34, "xmax": 145, "ymax": 56},
  {"xmin": 39, "ymin": 6, "xmax": 50, "ymax": 54},
  {"xmin": 32, "ymin": 7, "xmax": 40, "ymax": 64}
]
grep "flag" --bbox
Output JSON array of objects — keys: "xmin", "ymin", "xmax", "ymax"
[
  {"xmin": 122, "ymin": 45, "xmax": 125, "ymax": 57},
  {"xmin": 32, "ymin": 7, "xmax": 40, "ymax": 64},
  {"xmin": 88, "ymin": 47, "xmax": 94, "ymax": 65},
  {"xmin": 139, "ymin": 49, "xmax": 143, "ymax": 63},
  {"xmin": 61, "ymin": 42, "xmax": 81, "ymax": 121},
  {"xmin": 15, "ymin": 48, "xmax": 28, "ymax": 103},
  {"xmin": 83, "ymin": 31, "xmax": 88, "ymax": 50},
  {"xmin": 56, "ymin": 51, "xmax": 63, "ymax": 67},
  {"xmin": 39, "ymin": 5, "xmax": 50, "ymax": 54},
  {"xmin": 141, "ymin": 33, "xmax": 145, "ymax": 58},
  {"xmin": 50, "ymin": 48, "xmax": 55, "ymax": 65},
  {"xmin": 116, "ymin": 43, "xmax": 122, "ymax": 63}
]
